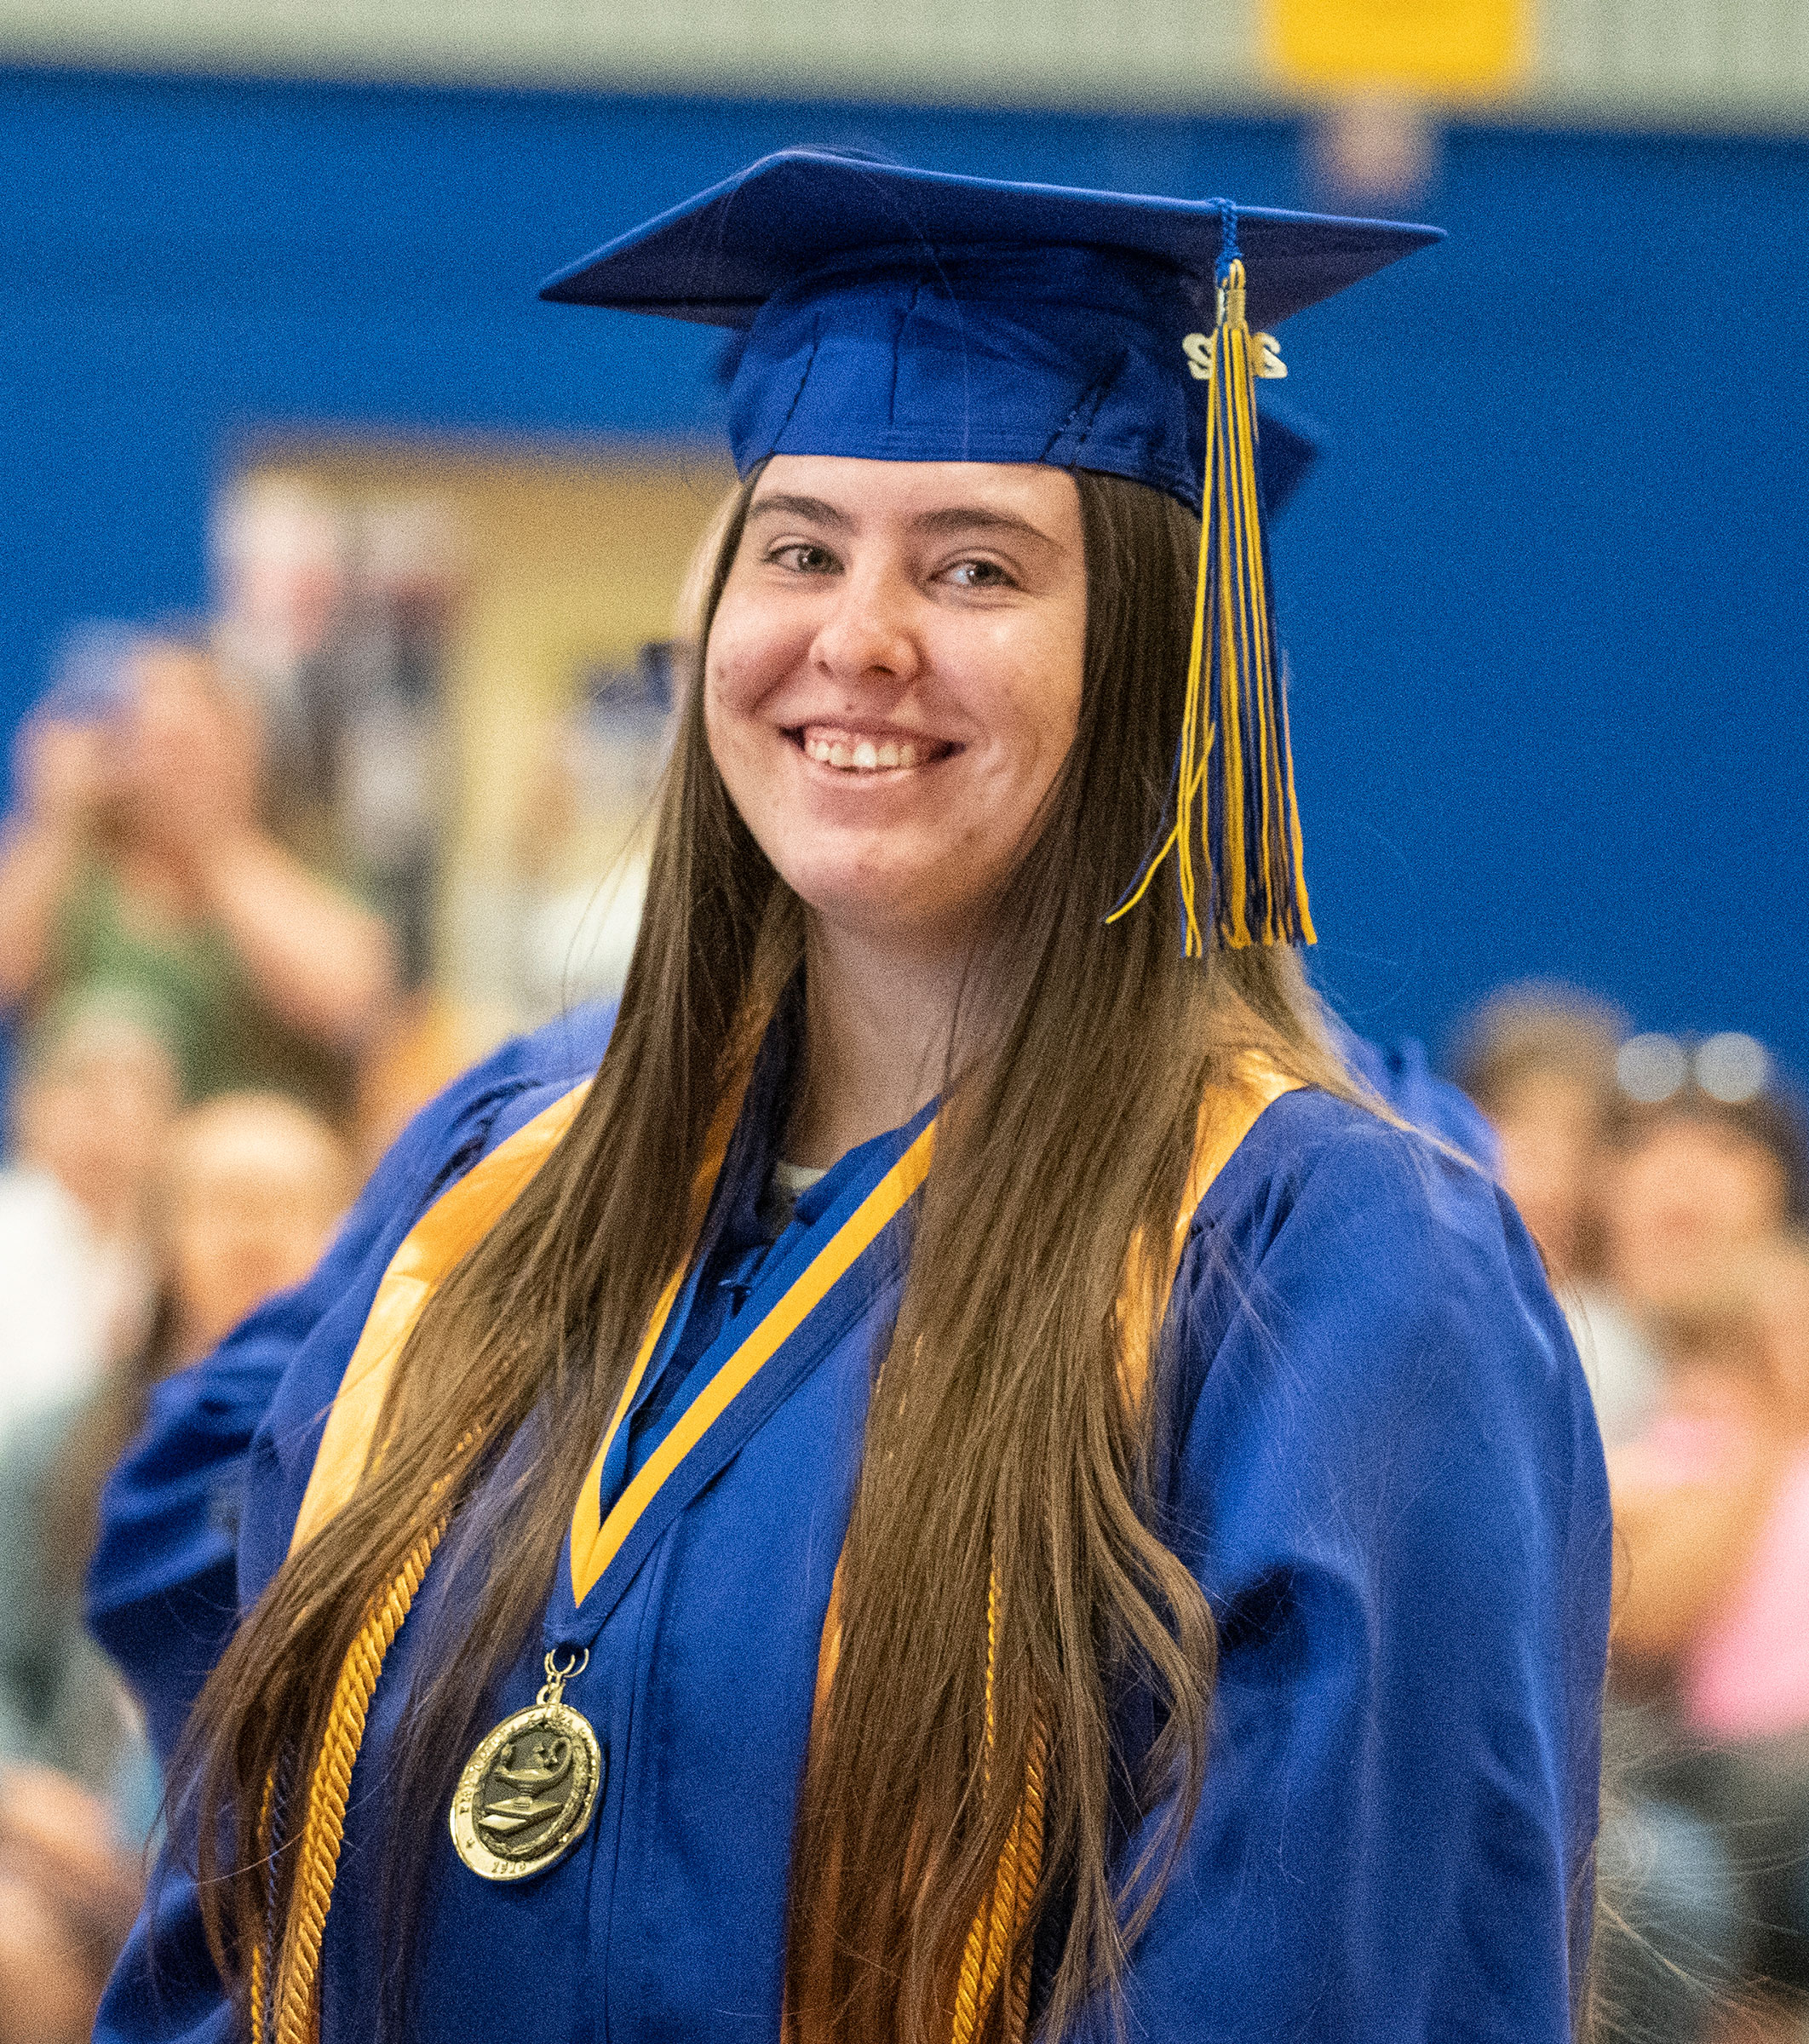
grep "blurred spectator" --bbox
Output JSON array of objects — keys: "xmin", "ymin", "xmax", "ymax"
[
  {"xmin": 1451, "ymin": 984, "xmax": 1622, "ymax": 1278},
  {"xmin": 1606, "ymin": 1232, "xmax": 1809, "ymax": 2035},
  {"xmin": 0, "ymin": 1092, "xmax": 353, "ymax": 1849},
  {"xmin": 1613, "ymin": 1235, "xmax": 1809, "ymax": 1727},
  {"xmin": 0, "ymin": 630, "xmax": 399, "ymax": 1121},
  {"xmin": 215, "ymin": 483, "xmax": 460, "ymax": 990},
  {"xmin": 152, "ymin": 1090, "xmax": 354, "ymax": 1368},
  {"xmin": 0, "ymin": 992, "xmax": 177, "ymax": 1434},
  {"xmin": 1603, "ymin": 1041, "xmax": 1808, "ymax": 1321},
  {"xmin": 0, "ymin": 1766, "xmax": 144, "ymax": 2044},
  {"xmin": 1452, "ymin": 984, "xmax": 1662, "ymax": 1444},
  {"xmin": 81, "ymin": 1093, "xmax": 353, "ymax": 1768}
]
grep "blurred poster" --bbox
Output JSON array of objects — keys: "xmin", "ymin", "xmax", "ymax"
[
  {"xmin": 1263, "ymin": 0, "xmax": 1529, "ymax": 95},
  {"xmin": 212, "ymin": 441, "xmax": 732, "ymax": 1062}
]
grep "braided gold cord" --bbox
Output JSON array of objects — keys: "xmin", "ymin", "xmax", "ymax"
[
  {"xmin": 248, "ymin": 1768, "xmax": 277, "ymax": 2044},
  {"xmin": 976, "ymin": 1796, "xmax": 1026, "ymax": 2020},
  {"xmin": 270, "ymin": 1519, "xmax": 444, "ymax": 2044},
  {"xmin": 949, "ymin": 1569, "xmax": 1046, "ymax": 2044},
  {"xmin": 249, "ymin": 1933, "xmax": 266, "ymax": 2044},
  {"xmin": 949, "ymin": 1569, "xmax": 1000, "ymax": 2042},
  {"xmin": 1004, "ymin": 1728, "xmax": 1047, "ymax": 2044}
]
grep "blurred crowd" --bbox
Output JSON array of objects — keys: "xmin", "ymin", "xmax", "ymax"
[
  {"xmin": 0, "ymin": 623, "xmax": 381, "ymax": 2041},
  {"xmin": 1462, "ymin": 992, "xmax": 1809, "ymax": 2042},
  {"xmin": 0, "ymin": 618, "xmax": 1805, "ymax": 2039}
]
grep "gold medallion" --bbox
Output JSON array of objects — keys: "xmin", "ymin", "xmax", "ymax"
[{"xmin": 450, "ymin": 1649, "xmax": 603, "ymax": 1882}]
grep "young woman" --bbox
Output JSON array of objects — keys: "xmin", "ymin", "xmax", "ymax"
[{"xmin": 96, "ymin": 152, "xmax": 1610, "ymax": 2044}]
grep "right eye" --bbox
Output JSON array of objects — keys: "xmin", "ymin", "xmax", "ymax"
[{"xmin": 768, "ymin": 543, "xmax": 840, "ymax": 575}]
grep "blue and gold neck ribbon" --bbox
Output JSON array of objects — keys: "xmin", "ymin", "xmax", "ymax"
[
  {"xmin": 1109, "ymin": 210, "xmax": 1315, "ymax": 953},
  {"xmin": 566, "ymin": 1115, "xmax": 937, "ymax": 1607}
]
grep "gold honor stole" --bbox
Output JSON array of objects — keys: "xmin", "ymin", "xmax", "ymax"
[
  {"xmin": 290, "ymin": 1081, "xmax": 594, "ymax": 1554},
  {"xmin": 269, "ymin": 1059, "xmax": 1298, "ymax": 2044}
]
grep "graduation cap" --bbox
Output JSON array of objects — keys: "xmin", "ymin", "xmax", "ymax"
[
  {"xmin": 544, "ymin": 148, "xmax": 1439, "ymax": 951},
  {"xmin": 707, "ymin": 324, "xmax": 1325, "ymax": 521}
]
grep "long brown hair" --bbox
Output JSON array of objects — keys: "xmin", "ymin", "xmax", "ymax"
[{"xmin": 177, "ymin": 468, "xmax": 1358, "ymax": 2040}]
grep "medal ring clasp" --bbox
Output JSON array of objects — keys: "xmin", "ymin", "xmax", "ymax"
[{"xmin": 538, "ymin": 1645, "xmax": 589, "ymax": 1708}]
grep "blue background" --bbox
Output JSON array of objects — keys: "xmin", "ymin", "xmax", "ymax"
[{"xmin": 3, "ymin": 65, "xmax": 1806, "ymax": 1072}]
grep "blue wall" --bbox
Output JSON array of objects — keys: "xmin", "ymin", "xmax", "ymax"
[{"xmin": 3, "ymin": 66, "xmax": 1806, "ymax": 1071}]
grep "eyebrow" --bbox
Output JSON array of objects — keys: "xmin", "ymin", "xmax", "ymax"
[{"xmin": 745, "ymin": 491, "xmax": 1056, "ymax": 547}]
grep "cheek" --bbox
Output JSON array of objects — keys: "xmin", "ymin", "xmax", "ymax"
[
  {"xmin": 702, "ymin": 658, "xmax": 775, "ymax": 824},
  {"xmin": 703, "ymin": 633, "xmax": 761, "ymax": 726},
  {"xmin": 1718, "ymin": 1156, "xmax": 1788, "ymax": 1232},
  {"xmin": 704, "ymin": 587, "xmax": 812, "ymax": 725},
  {"xmin": 974, "ymin": 630, "xmax": 1083, "ymax": 807}
]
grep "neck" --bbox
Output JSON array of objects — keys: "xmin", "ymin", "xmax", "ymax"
[
  {"xmin": 784, "ymin": 916, "xmax": 979, "ymax": 1170},
  {"xmin": 113, "ymin": 839, "xmax": 204, "ymax": 920}
]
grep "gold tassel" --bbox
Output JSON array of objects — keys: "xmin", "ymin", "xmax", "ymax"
[{"xmin": 1109, "ymin": 238, "xmax": 1314, "ymax": 953}]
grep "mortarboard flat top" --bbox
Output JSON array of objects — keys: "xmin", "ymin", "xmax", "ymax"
[{"xmin": 541, "ymin": 148, "xmax": 1440, "ymax": 333}]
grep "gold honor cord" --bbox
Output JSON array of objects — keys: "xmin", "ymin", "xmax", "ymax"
[
  {"xmin": 950, "ymin": 1567, "xmax": 1048, "ymax": 2044},
  {"xmin": 261, "ymin": 1443, "xmax": 479, "ymax": 2044},
  {"xmin": 267, "ymin": 1522, "xmax": 441, "ymax": 2044}
]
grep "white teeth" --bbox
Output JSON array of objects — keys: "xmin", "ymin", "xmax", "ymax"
[{"xmin": 803, "ymin": 732, "xmax": 929, "ymax": 772}]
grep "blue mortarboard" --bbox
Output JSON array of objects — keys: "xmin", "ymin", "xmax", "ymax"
[
  {"xmin": 708, "ymin": 322, "xmax": 1324, "ymax": 520},
  {"xmin": 1247, "ymin": 399, "xmax": 1319, "ymax": 520},
  {"xmin": 543, "ymin": 148, "xmax": 1430, "ymax": 518},
  {"xmin": 543, "ymin": 150, "xmax": 1439, "ymax": 950}
]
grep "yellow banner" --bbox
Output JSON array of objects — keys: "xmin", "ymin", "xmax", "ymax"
[{"xmin": 1262, "ymin": 0, "xmax": 1529, "ymax": 96}]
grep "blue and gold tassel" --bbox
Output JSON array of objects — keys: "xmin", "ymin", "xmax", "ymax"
[{"xmin": 1109, "ymin": 214, "xmax": 1314, "ymax": 954}]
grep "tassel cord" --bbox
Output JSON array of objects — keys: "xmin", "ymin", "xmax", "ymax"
[{"xmin": 1105, "ymin": 244, "xmax": 1314, "ymax": 952}]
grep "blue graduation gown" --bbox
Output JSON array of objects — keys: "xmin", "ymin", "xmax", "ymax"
[
  {"xmin": 94, "ymin": 1006, "xmax": 1609, "ymax": 2043},
  {"xmin": 1328, "ymin": 1019, "xmax": 1502, "ymax": 1175}
]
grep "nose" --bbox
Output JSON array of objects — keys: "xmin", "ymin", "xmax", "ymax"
[{"xmin": 807, "ymin": 556, "xmax": 922, "ymax": 690}]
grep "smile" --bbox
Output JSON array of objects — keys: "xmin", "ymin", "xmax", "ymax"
[{"xmin": 793, "ymin": 725, "xmax": 958, "ymax": 775}]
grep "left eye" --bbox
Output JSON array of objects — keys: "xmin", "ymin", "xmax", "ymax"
[{"xmin": 945, "ymin": 560, "xmax": 1011, "ymax": 589}]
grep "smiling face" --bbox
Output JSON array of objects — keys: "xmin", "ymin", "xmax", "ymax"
[{"xmin": 704, "ymin": 456, "xmax": 1087, "ymax": 955}]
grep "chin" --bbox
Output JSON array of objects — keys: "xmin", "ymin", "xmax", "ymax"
[{"xmin": 778, "ymin": 858, "xmax": 955, "ymax": 946}]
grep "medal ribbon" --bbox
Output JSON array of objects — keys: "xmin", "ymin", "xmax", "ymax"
[{"xmin": 566, "ymin": 1115, "xmax": 938, "ymax": 1607}]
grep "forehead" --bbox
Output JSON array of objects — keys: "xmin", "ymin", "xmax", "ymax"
[
  {"xmin": 749, "ymin": 455, "xmax": 1082, "ymax": 531},
  {"xmin": 169, "ymin": 1111, "xmax": 344, "ymax": 1196},
  {"xmin": 1629, "ymin": 1110, "xmax": 1780, "ymax": 1168},
  {"xmin": 133, "ymin": 641, "xmax": 215, "ymax": 693}
]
